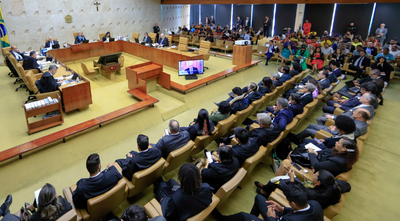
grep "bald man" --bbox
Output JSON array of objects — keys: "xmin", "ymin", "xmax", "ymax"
[
  {"xmin": 158, "ymin": 33, "xmax": 169, "ymax": 46},
  {"xmin": 45, "ymin": 36, "xmax": 59, "ymax": 48}
]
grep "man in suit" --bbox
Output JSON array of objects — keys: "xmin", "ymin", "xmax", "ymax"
[
  {"xmin": 265, "ymin": 98, "xmax": 294, "ymax": 132},
  {"xmin": 235, "ymin": 17, "xmax": 242, "ymax": 28},
  {"xmin": 279, "ymin": 66, "xmax": 292, "ymax": 83},
  {"xmin": 243, "ymin": 17, "xmax": 250, "ymax": 31},
  {"xmin": 153, "ymin": 23, "xmax": 160, "ymax": 42},
  {"xmin": 9, "ymin": 45, "xmax": 25, "ymax": 61},
  {"xmin": 182, "ymin": 25, "xmax": 189, "ymax": 32},
  {"xmin": 116, "ymin": 134, "xmax": 162, "ymax": 180},
  {"xmin": 213, "ymin": 186, "xmax": 324, "ymax": 221},
  {"xmin": 300, "ymin": 83, "xmax": 315, "ymax": 106},
  {"xmin": 244, "ymin": 83, "xmax": 263, "ymax": 104},
  {"xmin": 271, "ymin": 73, "xmax": 282, "ymax": 87},
  {"xmin": 154, "ymin": 120, "xmax": 190, "ymax": 159},
  {"xmin": 288, "ymin": 93, "xmax": 304, "ymax": 117},
  {"xmin": 229, "ymin": 127, "xmax": 259, "ymax": 165},
  {"xmin": 45, "ymin": 36, "xmax": 58, "ymax": 48},
  {"xmin": 318, "ymin": 70, "xmax": 331, "ymax": 90},
  {"xmin": 143, "ymin": 32, "xmax": 153, "ymax": 44},
  {"xmin": 36, "ymin": 65, "xmax": 63, "ymax": 93},
  {"xmin": 72, "ymin": 153, "xmax": 123, "ymax": 209},
  {"xmin": 363, "ymin": 42, "xmax": 378, "ymax": 57},
  {"xmin": 323, "ymin": 65, "xmax": 337, "ymax": 84},
  {"xmin": 210, "ymin": 15, "xmax": 215, "ymax": 26},
  {"xmin": 317, "ymin": 93, "xmax": 377, "ymax": 125},
  {"xmin": 204, "ymin": 16, "xmax": 210, "ymax": 25},
  {"xmin": 375, "ymin": 23, "xmax": 388, "ymax": 44},
  {"xmin": 263, "ymin": 16, "xmax": 271, "ymax": 37},
  {"xmin": 158, "ymin": 33, "xmax": 169, "ymax": 46},
  {"xmin": 184, "ymin": 63, "xmax": 199, "ymax": 75},
  {"xmin": 23, "ymin": 51, "xmax": 41, "ymax": 73},
  {"xmin": 74, "ymin": 32, "xmax": 86, "ymax": 44},
  {"xmin": 333, "ymin": 70, "xmax": 380, "ymax": 99},
  {"xmin": 348, "ymin": 50, "xmax": 371, "ymax": 80},
  {"xmin": 331, "ymin": 61, "xmax": 343, "ymax": 78},
  {"xmin": 121, "ymin": 205, "xmax": 166, "ymax": 221},
  {"xmin": 228, "ymin": 87, "xmax": 249, "ymax": 114},
  {"xmin": 248, "ymin": 113, "xmax": 281, "ymax": 146}
]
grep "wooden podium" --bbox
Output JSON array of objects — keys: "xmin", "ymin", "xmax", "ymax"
[
  {"xmin": 233, "ymin": 45, "xmax": 252, "ymax": 65},
  {"xmin": 93, "ymin": 60, "xmax": 121, "ymax": 80}
]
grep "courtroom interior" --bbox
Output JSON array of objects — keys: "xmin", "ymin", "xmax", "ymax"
[{"xmin": 0, "ymin": 0, "xmax": 399, "ymax": 221}]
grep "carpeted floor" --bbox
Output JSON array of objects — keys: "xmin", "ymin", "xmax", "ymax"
[{"xmin": 0, "ymin": 55, "xmax": 399, "ymax": 220}]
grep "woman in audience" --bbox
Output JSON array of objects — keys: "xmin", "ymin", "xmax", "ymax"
[
  {"xmin": 330, "ymin": 48, "xmax": 345, "ymax": 66},
  {"xmin": 176, "ymin": 27, "xmax": 182, "ymax": 35},
  {"xmin": 351, "ymin": 38, "xmax": 362, "ymax": 48},
  {"xmin": 371, "ymin": 56, "xmax": 394, "ymax": 82},
  {"xmin": 294, "ymin": 45, "xmax": 309, "ymax": 71},
  {"xmin": 199, "ymin": 145, "xmax": 240, "ymax": 193},
  {"xmin": 310, "ymin": 46, "xmax": 324, "ymax": 74},
  {"xmin": 254, "ymin": 169, "xmax": 342, "ymax": 209},
  {"xmin": 155, "ymin": 163, "xmax": 213, "ymax": 221},
  {"xmin": 186, "ymin": 109, "xmax": 215, "ymax": 141},
  {"xmin": 308, "ymin": 78, "xmax": 322, "ymax": 99},
  {"xmin": 209, "ymin": 101, "xmax": 231, "ymax": 125},
  {"xmin": 27, "ymin": 183, "xmax": 72, "ymax": 221},
  {"xmin": 259, "ymin": 77, "xmax": 275, "ymax": 94},
  {"xmin": 279, "ymin": 44, "xmax": 295, "ymax": 66}
]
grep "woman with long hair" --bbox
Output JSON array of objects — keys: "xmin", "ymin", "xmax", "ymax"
[
  {"xmin": 371, "ymin": 56, "xmax": 394, "ymax": 82},
  {"xmin": 259, "ymin": 77, "xmax": 275, "ymax": 94},
  {"xmin": 294, "ymin": 45, "xmax": 309, "ymax": 71},
  {"xmin": 308, "ymin": 78, "xmax": 322, "ymax": 99},
  {"xmin": 102, "ymin": 31, "xmax": 111, "ymax": 42},
  {"xmin": 186, "ymin": 109, "xmax": 215, "ymax": 141},
  {"xmin": 279, "ymin": 44, "xmax": 295, "ymax": 66},
  {"xmin": 330, "ymin": 48, "xmax": 345, "ymax": 66},
  {"xmin": 310, "ymin": 46, "xmax": 324, "ymax": 74}
]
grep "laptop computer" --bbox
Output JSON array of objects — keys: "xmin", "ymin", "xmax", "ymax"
[
  {"xmin": 63, "ymin": 72, "xmax": 79, "ymax": 84},
  {"xmin": 135, "ymin": 38, "xmax": 139, "ymax": 43},
  {"xmin": 109, "ymin": 38, "xmax": 115, "ymax": 42},
  {"xmin": 52, "ymin": 44, "xmax": 60, "ymax": 49},
  {"xmin": 345, "ymin": 81, "xmax": 360, "ymax": 93},
  {"xmin": 82, "ymin": 40, "xmax": 89, "ymax": 44}
]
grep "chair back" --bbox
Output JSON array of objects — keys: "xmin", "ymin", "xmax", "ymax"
[
  {"xmin": 199, "ymin": 41, "xmax": 211, "ymax": 52},
  {"xmin": 191, "ymin": 133, "xmax": 214, "ymax": 156},
  {"xmin": 215, "ymin": 40, "xmax": 224, "ymax": 46},
  {"xmin": 242, "ymin": 146, "xmax": 267, "ymax": 174},
  {"xmin": 56, "ymin": 210, "xmax": 77, "ymax": 221},
  {"xmin": 16, "ymin": 63, "xmax": 27, "ymax": 78},
  {"xmin": 248, "ymin": 97, "xmax": 265, "ymax": 117},
  {"xmin": 45, "ymin": 38, "xmax": 58, "ymax": 42},
  {"xmin": 266, "ymin": 132, "xmax": 284, "ymax": 152},
  {"xmin": 2, "ymin": 46, "xmax": 11, "ymax": 56},
  {"xmin": 212, "ymin": 114, "xmax": 237, "ymax": 140},
  {"xmin": 323, "ymin": 194, "xmax": 346, "ymax": 219},
  {"xmin": 179, "ymin": 37, "xmax": 189, "ymax": 45},
  {"xmin": 215, "ymin": 168, "xmax": 247, "ymax": 205},
  {"xmin": 357, "ymin": 127, "xmax": 369, "ymax": 142},
  {"xmin": 186, "ymin": 194, "xmax": 220, "ymax": 221},
  {"xmin": 178, "ymin": 44, "xmax": 187, "ymax": 52},
  {"xmin": 119, "ymin": 55, "xmax": 124, "ymax": 67},
  {"xmin": 259, "ymin": 91, "xmax": 275, "ymax": 111},
  {"xmin": 81, "ymin": 63, "xmax": 92, "ymax": 75},
  {"xmin": 304, "ymin": 99, "xmax": 318, "ymax": 112},
  {"xmin": 225, "ymin": 41, "xmax": 234, "ymax": 46},
  {"xmin": 271, "ymin": 85, "xmax": 284, "ymax": 101},
  {"xmin": 99, "ymin": 33, "xmax": 107, "ymax": 39},
  {"xmin": 282, "ymin": 118, "xmax": 299, "ymax": 138},
  {"xmin": 167, "ymin": 35, "xmax": 172, "ymax": 44},
  {"xmin": 128, "ymin": 158, "xmax": 166, "ymax": 197},
  {"xmin": 191, "ymin": 36, "xmax": 199, "ymax": 42},
  {"xmin": 231, "ymin": 105, "xmax": 253, "ymax": 129},
  {"xmin": 132, "ymin": 32, "xmax": 140, "ymax": 40},
  {"xmin": 87, "ymin": 179, "xmax": 127, "ymax": 221},
  {"xmin": 73, "ymin": 32, "xmax": 79, "ymax": 39},
  {"xmin": 148, "ymin": 33, "xmax": 157, "ymax": 43},
  {"xmin": 254, "ymin": 45, "xmax": 266, "ymax": 56},
  {"xmin": 182, "ymin": 31, "xmax": 188, "ymax": 36},
  {"xmin": 163, "ymin": 140, "xmax": 195, "ymax": 175},
  {"xmin": 295, "ymin": 108, "xmax": 308, "ymax": 120}
]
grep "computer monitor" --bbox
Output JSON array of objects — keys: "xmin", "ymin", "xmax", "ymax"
[
  {"xmin": 178, "ymin": 59, "xmax": 204, "ymax": 80},
  {"xmin": 97, "ymin": 52, "xmax": 122, "ymax": 65},
  {"xmin": 82, "ymin": 40, "xmax": 89, "ymax": 44}
]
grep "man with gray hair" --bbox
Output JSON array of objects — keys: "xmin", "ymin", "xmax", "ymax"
[
  {"xmin": 22, "ymin": 51, "xmax": 40, "ymax": 74},
  {"xmin": 154, "ymin": 119, "xmax": 190, "ymax": 159},
  {"xmin": 375, "ymin": 23, "xmax": 388, "ymax": 44},
  {"xmin": 158, "ymin": 33, "xmax": 169, "ymax": 46},
  {"xmin": 248, "ymin": 113, "xmax": 281, "ymax": 146},
  {"xmin": 37, "ymin": 64, "xmax": 63, "ymax": 93},
  {"xmin": 299, "ymin": 83, "xmax": 314, "ymax": 106},
  {"xmin": 143, "ymin": 32, "xmax": 152, "ymax": 44},
  {"xmin": 265, "ymin": 98, "xmax": 294, "ymax": 131},
  {"xmin": 272, "ymin": 73, "xmax": 282, "ymax": 87}
]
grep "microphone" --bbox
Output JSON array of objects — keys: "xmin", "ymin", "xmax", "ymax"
[
  {"xmin": 72, "ymin": 61, "xmax": 81, "ymax": 75},
  {"xmin": 58, "ymin": 54, "xmax": 69, "ymax": 71}
]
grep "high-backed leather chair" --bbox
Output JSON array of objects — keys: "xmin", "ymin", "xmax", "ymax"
[
  {"xmin": 189, "ymin": 36, "xmax": 199, "ymax": 46},
  {"xmin": 149, "ymin": 33, "xmax": 157, "ymax": 43},
  {"xmin": 194, "ymin": 37, "xmax": 206, "ymax": 47},
  {"xmin": 113, "ymin": 158, "xmax": 165, "ymax": 198},
  {"xmin": 67, "ymin": 179, "xmax": 127, "ymax": 221},
  {"xmin": 62, "ymin": 188, "xmax": 81, "ymax": 221},
  {"xmin": 211, "ymin": 40, "xmax": 224, "ymax": 50},
  {"xmin": 215, "ymin": 168, "xmax": 247, "ymax": 206},
  {"xmin": 248, "ymin": 96, "xmax": 265, "ymax": 117},
  {"xmin": 193, "ymin": 41, "xmax": 211, "ymax": 61},
  {"xmin": 25, "ymin": 70, "xmax": 61, "ymax": 103},
  {"xmin": 2, "ymin": 46, "xmax": 11, "ymax": 65},
  {"xmin": 242, "ymin": 146, "xmax": 267, "ymax": 174},
  {"xmin": 230, "ymin": 105, "xmax": 253, "ymax": 130},
  {"xmin": 45, "ymin": 38, "xmax": 58, "ymax": 42},
  {"xmin": 73, "ymin": 32, "xmax": 79, "ymax": 40},
  {"xmin": 99, "ymin": 33, "xmax": 107, "ymax": 40},
  {"xmin": 132, "ymin": 32, "xmax": 140, "ymax": 41},
  {"xmin": 163, "ymin": 140, "xmax": 195, "ymax": 175},
  {"xmin": 167, "ymin": 35, "xmax": 172, "ymax": 45},
  {"xmin": 211, "ymin": 114, "xmax": 236, "ymax": 141},
  {"xmin": 81, "ymin": 63, "xmax": 99, "ymax": 80}
]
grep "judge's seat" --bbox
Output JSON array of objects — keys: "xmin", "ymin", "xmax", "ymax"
[{"xmin": 81, "ymin": 63, "xmax": 99, "ymax": 80}]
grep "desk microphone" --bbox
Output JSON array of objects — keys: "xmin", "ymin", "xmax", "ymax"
[
  {"xmin": 72, "ymin": 61, "xmax": 81, "ymax": 75},
  {"xmin": 59, "ymin": 55, "xmax": 69, "ymax": 71}
]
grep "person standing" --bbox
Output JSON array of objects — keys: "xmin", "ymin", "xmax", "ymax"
[
  {"xmin": 375, "ymin": 23, "xmax": 388, "ymax": 44},
  {"xmin": 244, "ymin": 17, "xmax": 251, "ymax": 31},
  {"xmin": 235, "ymin": 16, "xmax": 242, "ymax": 28},
  {"xmin": 153, "ymin": 23, "xmax": 160, "ymax": 43},
  {"xmin": 303, "ymin": 19, "xmax": 312, "ymax": 36},
  {"xmin": 263, "ymin": 16, "xmax": 271, "ymax": 37}
]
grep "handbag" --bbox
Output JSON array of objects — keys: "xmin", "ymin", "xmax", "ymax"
[
  {"xmin": 19, "ymin": 207, "xmax": 31, "ymax": 221},
  {"xmin": 290, "ymin": 148, "xmax": 311, "ymax": 168}
]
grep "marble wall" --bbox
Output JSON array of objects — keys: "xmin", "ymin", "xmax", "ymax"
[{"xmin": 1, "ymin": 0, "xmax": 189, "ymax": 51}]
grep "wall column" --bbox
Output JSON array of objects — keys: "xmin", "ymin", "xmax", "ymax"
[{"xmin": 294, "ymin": 4, "xmax": 305, "ymax": 32}]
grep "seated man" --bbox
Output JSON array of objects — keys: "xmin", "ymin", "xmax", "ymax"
[
  {"xmin": 288, "ymin": 93, "xmax": 304, "ymax": 117},
  {"xmin": 158, "ymin": 33, "xmax": 169, "ymax": 46},
  {"xmin": 323, "ymin": 65, "xmax": 338, "ymax": 84},
  {"xmin": 9, "ymin": 45, "xmax": 25, "ymax": 61},
  {"xmin": 321, "ymin": 42, "xmax": 333, "ymax": 56},
  {"xmin": 390, "ymin": 44, "xmax": 400, "ymax": 58},
  {"xmin": 36, "ymin": 65, "xmax": 63, "ymax": 93},
  {"xmin": 292, "ymin": 108, "xmax": 369, "ymax": 144},
  {"xmin": 121, "ymin": 205, "xmax": 166, "ymax": 221},
  {"xmin": 72, "ymin": 153, "xmax": 123, "ymax": 209},
  {"xmin": 228, "ymin": 87, "xmax": 249, "ymax": 114},
  {"xmin": 352, "ymin": 45, "xmax": 368, "ymax": 56},
  {"xmin": 317, "ymin": 93, "xmax": 377, "ymax": 125},
  {"xmin": 317, "ymin": 70, "xmax": 331, "ymax": 90},
  {"xmin": 45, "ymin": 36, "xmax": 59, "ymax": 48},
  {"xmin": 272, "ymin": 73, "xmax": 282, "ymax": 87},
  {"xmin": 248, "ymin": 113, "xmax": 281, "ymax": 146},
  {"xmin": 22, "ymin": 51, "xmax": 41, "ymax": 73},
  {"xmin": 348, "ymin": 50, "xmax": 370, "ymax": 79},
  {"xmin": 75, "ymin": 32, "xmax": 86, "ymax": 44},
  {"xmin": 154, "ymin": 120, "xmax": 190, "ymax": 159},
  {"xmin": 116, "ymin": 134, "xmax": 162, "ymax": 180},
  {"xmin": 265, "ymin": 98, "xmax": 294, "ymax": 132},
  {"xmin": 230, "ymin": 127, "xmax": 260, "ymax": 165},
  {"xmin": 244, "ymin": 83, "xmax": 263, "ymax": 104},
  {"xmin": 331, "ymin": 61, "xmax": 343, "ymax": 78},
  {"xmin": 209, "ymin": 101, "xmax": 231, "ymax": 125},
  {"xmin": 143, "ymin": 32, "xmax": 153, "ymax": 44},
  {"xmin": 375, "ymin": 46, "xmax": 395, "ymax": 64},
  {"xmin": 363, "ymin": 42, "xmax": 378, "ymax": 56},
  {"xmin": 299, "ymin": 83, "xmax": 315, "ymax": 106},
  {"xmin": 279, "ymin": 66, "xmax": 292, "ymax": 83}
]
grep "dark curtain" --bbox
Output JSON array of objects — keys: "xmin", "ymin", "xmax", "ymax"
[
  {"xmin": 372, "ymin": 3, "xmax": 400, "ymax": 42},
  {"xmin": 252, "ymin": 4, "xmax": 275, "ymax": 32},
  {"xmin": 333, "ymin": 4, "xmax": 374, "ymax": 38},
  {"xmin": 190, "ymin": 4, "xmax": 199, "ymax": 25},
  {"xmin": 233, "ymin": 4, "xmax": 251, "ymax": 28},
  {"xmin": 275, "ymin": 4, "xmax": 297, "ymax": 36},
  {"xmin": 201, "ymin": 4, "xmax": 214, "ymax": 24},
  {"xmin": 304, "ymin": 4, "xmax": 334, "ymax": 37},
  {"xmin": 216, "ymin": 4, "xmax": 232, "ymax": 28}
]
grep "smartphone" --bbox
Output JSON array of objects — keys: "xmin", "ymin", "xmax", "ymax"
[
  {"xmin": 205, "ymin": 151, "xmax": 214, "ymax": 163},
  {"xmin": 162, "ymin": 187, "xmax": 174, "ymax": 196},
  {"xmin": 314, "ymin": 137, "xmax": 323, "ymax": 144},
  {"xmin": 164, "ymin": 128, "xmax": 169, "ymax": 136},
  {"xmin": 292, "ymin": 162, "xmax": 302, "ymax": 170}
]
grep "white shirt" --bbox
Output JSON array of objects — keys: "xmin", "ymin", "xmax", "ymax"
[
  {"xmin": 12, "ymin": 51, "xmax": 23, "ymax": 60},
  {"xmin": 390, "ymin": 49, "xmax": 400, "ymax": 57},
  {"xmin": 321, "ymin": 47, "xmax": 334, "ymax": 55}
]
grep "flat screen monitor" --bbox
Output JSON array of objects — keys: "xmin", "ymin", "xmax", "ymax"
[
  {"xmin": 97, "ymin": 52, "xmax": 122, "ymax": 65},
  {"xmin": 178, "ymin": 59, "xmax": 204, "ymax": 80}
]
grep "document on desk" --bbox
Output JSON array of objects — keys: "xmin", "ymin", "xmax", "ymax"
[{"xmin": 305, "ymin": 143, "xmax": 321, "ymax": 152}]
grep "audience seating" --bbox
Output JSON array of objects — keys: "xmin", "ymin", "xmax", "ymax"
[
  {"xmin": 57, "ymin": 210, "xmax": 78, "ymax": 221},
  {"xmin": 258, "ymin": 91, "xmax": 275, "ymax": 111},
  {"xmin": 163, "ymin": 140, "xmax": 195, "ymax": 175},
  {"xmin": 113, "ymin": 158, "xmax": 165, "ymax": 198},
  {"xmin": 194, "ymin": 37, "xmax": 206, "ymax": 47},
  {"xmin": 215, "ymin": 168, "xmax": 247, "ymax": 205},
  {"xmin": 149, "ymin": 33, "xmax": 157, "ymax": 43},
  {"xmin": 248, "ymin": 96, "xmax": 265, "ymax": 117},
  {"xmin": 211, "ymin": 40, "xmax": 224, "ymax": 50},
  {"xmin": 211, "ymin": 114, "xmax": 236, "ymax": 141},
  {"xmin": 132, "ymin": 32, "xmax": 139, "ymax": 41},
  {"xmin": 242, "ymin": 146, "xmax": 267, "ymax": 174},
  {"xmin": 220, "ymin": 41, "xmax": 233, "ymax": 53},
  {"xmin": 189, "ymin": 36, "xmax": 200, "ymax": 46},
  {"xmin": 230, "ymin": 105, "xmax": 253, "ymax": 130},
  {"xmin": 191, "ymin": 131, "xmax": 216, "ymax": 156},
  {"xmin": 252, "ymin": 45, "xmax": 267, "ymax": 58}
]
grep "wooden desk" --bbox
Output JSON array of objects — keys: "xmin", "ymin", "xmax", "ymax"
[
  {"xmin": 93, "ymin": 60, "xmax": 121, "ymax": 80},
  {"xmin": 71, "ymin": 41, "xmax": 104, "ymax": 52}
]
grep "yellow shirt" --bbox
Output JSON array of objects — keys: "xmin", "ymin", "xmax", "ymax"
[{"xmin": 321, "ymin": 40, "xmax": 332, "ymax": 46}]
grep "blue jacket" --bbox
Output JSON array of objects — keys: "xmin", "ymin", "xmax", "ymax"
[
  {"xmin": 332, "ymin": 68, "xmax": 342, "ymax": 78},
  {"xmin": 340, "ymin": 95, "xmax": 361, "ymax": 111},
  {"xmin": 289, "ymin": 103, "xmax": 304, "ymax": 117},
  {"xmin": 280, "ymin": 73, "xmax": 292, "ymax": 83},
  {"xmin": 273, "ymin": 108, "xmax": 294, "ymax": 131}
]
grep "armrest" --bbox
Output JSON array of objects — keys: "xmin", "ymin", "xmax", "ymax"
[
  {"xmin": 324, "ymin": 119, "xmax": 335, "ymax": 126},
  {"xmin": 144, "ymin": 198, "xmax": 162, "ymax": 218},
  {"xmin": 315, "ymin": 130, "xmax": 332, "ymax": 139},
  {"xmin": 333, "ymin": 108, "xmax": 345, "ymax": 116},
  {"xmin": 35, "ymin": 73, "xmax": 43, "ymax": 79},
  {"xmin": 63, "ymin": 186, "xmax": 82, "ymax": 221},
  {"xmin": 230, "ymin": 139, "xmax": 239, "ymax": 145},
  {"xmin": 249, "ymin": 123, "xmax": 260, "ymax": 131}
]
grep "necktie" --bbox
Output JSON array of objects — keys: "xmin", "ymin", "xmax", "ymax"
[
  {"xmin": 15, "ymin": 52, "xmax": 22, "ymax": 60},
  {"xmin": 355, "ymin": 56, "xmax": 364, "ymax": 67}
]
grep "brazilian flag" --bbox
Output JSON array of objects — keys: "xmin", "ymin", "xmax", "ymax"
[{"xmin": 0, "ymin": 1, "xmax": 10, "ymax": 47}]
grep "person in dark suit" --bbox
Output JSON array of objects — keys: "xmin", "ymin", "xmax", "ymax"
[
  {"xmin": 243, "ymin": 17, "xmax": 250, "ymax": 31},
  {"xmin": 323, "ymin": 65, "xmax": 337, "ymax": 84},
  {"xmin": 153, "ymin": 23, "xmax": 160, "ymax": 42},
  {"xmin": 371, "ymin": 56, "xmax": 394, "ymax": 82},
  {"xmin": 204, "ymin": 33, "xmax": 214, "ymax": 43},
  {"xmin": 209, "ymin": 16, "xmax": 215, "ymax": 26},
  {"xmin": 271, "ymin": 73, "xmax": 282, "ymax": 87},
  {"xmin": 248, "ymin": 113, "xmax": 281, "ymax": 146},
  {"xmin": 45, "ymin": 36, "xmax": 59, "ymax": 48},
  {"xmin": 158, "ymin": 33, "xmax": 169, "ymax": 46},
  {"xmin": 200, "ymin": 145, "xmax": 240, "ymax": 192},
  {"xmin": 317, "ymin": 70, "xmax": 331, "ymax": 90},
  {"xmin": 75, "ymin": 32, "xmax": 86, "ymax": 44},
  {"xmin": 23, "ymin": 51, "xmax": 41, "ymax": 73},
  {"xmin": 143, "ymin": 32, "xmax": 153, "ymax": 44},
  {"xmin": 299, "ymin": 83, "xmax": 315, "ymax": 106},
  {"xmin": 235, "ymin": 17, "xmax": 242, "ymax": 28},
  {"xmin": 102, "ymin": 32, "xmax": 111, "ymax": 42},
  {"xmin": 348, "ymin": 50, "xmax": 371, "ymax": 79},
  {"xmin": 288, "ymin": 93, "xmax": 304, "ymax": 117},
  {"xmin": 154, "ymin": 163, "xmax": 213, "ymax": 221},
  {"xmin": 228, "ymin": 87, "xmax": 249, "ymax": 114},
  {"xmin": 267, "ymin": 98, "xmax": 294, "ymax": 131},
  {"xmin": 121, "ymin": 205, "xmax": 166, "ymax": 221},
  {"xmin": 115, "ymin": 134, "xmax": 162, "ymax": 180},
  {"xmin": 330, "ymin": 61, "xmax": 343, "ymax": 78},
  {"xmin": 244, "ymin": 83, "xmax": 263, "ymax": 104},
  {"xmin": 72, "ymin": 153, "xmax": 123, "ymax": 209},
  {"xmin": 230, "ymin": 127, "xmax": 260, "ymax": 165},
  {"xmin": 154, "ymin": 120, "xmax": 190, "ymax": 159},
  {"xmin": 9, "ymin": 45, "xmax": 25, "ymax": 61},
  {"xmin": 279, "ymin": 66, "xmax": 292, "ymax": 83},
  {"xmin": 263, "ymin": 16, "xmax": 271, "ymax": 37},
  {"xmin": 36, "ymin": 65, "xmax": 62, "ymax": 93},
  {"xmin": 213, "ymin": 186, "xmax": 324, "ymax": 221},
  {"xmin": 258, "ymin": 77, "xmax": 275, "ymax": 95},
  {"xmin": 363, "ymin": 42, "xmax": 378, "ymax": 57},
  {"xmin": 184, "ymin": 63, "xmax": 199, "ymax": 75},
  {"xmin": 182, "ymin": 25, "xmax": 189, "ymax": 32}
]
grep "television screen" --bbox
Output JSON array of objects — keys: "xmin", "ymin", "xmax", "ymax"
[{"xmin": 178, "ymin": 59, "xmax": 204, "ymax": 76}]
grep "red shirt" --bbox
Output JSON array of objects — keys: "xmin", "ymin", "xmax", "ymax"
[{"xmin": 303, "ymin": 22, "xmax": 312, "ymax": 35}]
